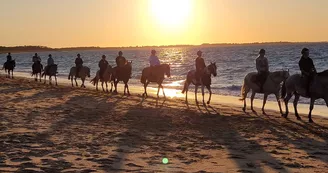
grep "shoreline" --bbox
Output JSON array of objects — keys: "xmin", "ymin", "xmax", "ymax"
[{"xmin": 2, "ymin": 70, "xmax": 327, "ymax": 119}]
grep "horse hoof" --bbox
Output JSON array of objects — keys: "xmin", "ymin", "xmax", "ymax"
[
  {"xmin": 309, "ymin": 119, "xmax": 314, "ymax": 123},
  {"xmin": 297, "ymin": 117, "xmax": 302, "ymax": 121},
  {"xmin": 242, "ymin": 108, "xmax": 246, "ymax": 112},
  {"xmin": 207, "ymin": 101, "xmax": 210, "ymax": 104},
  {"xmin": 35, "ymin": 79, "xmax": 37, "ymax": 82}
]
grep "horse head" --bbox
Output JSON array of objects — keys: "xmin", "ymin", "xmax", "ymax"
[
  {"xmin": 208, "ymin": 62, "xmax": 217, "ymax": 77},
  {"xmin": 165, "ymin": 64, "xmax": 171, "ymax": 77}
]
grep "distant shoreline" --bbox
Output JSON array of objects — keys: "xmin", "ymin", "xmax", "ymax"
[{"xmin": 1, "ymin": 41, "xmax": 328, "ymax": 54}]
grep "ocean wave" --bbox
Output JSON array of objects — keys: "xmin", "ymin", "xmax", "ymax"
[{"xmin": 219, "ymin": 85, "xmax": 241, "ymax": 91}]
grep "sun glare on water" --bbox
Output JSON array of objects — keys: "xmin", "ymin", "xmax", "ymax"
[{"xmin": 150, "ymin": 0, "xmax": 193, "ymax": 29}]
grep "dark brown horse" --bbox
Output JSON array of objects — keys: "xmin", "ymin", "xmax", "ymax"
[
  {"xmin": 182, "ymin": 62, "xmax": 217, "ymax": 104},
  {"xmin": 113, "ymin": 61, "xmax": 132, "ymax": 95},
  {"xmin": 42, "ymin": 65, "xmax": 58, "ymax": 86},
  {"xmin": 141, "ymin": 64, "xmax": 171, "ymax": 98},
  {"xmin": 32, "ymin": 62, "xmax": 43, "ymax": 82},
  {"xmin": 3, "ymin": 60, "xmax": 15, "ymax": 78}
]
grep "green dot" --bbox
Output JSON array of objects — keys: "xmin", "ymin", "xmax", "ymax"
[{"xmin": 162, "ymin": 158, "xmax": 169, "ymax": 164}]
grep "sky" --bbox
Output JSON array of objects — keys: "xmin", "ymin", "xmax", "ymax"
[{"xmin": 1, "ymin": 0, "xmax": 328, "ymax": 48}]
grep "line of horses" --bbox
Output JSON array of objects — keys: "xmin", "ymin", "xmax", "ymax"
[{"xmin": 3, "ymin": 60, "xmax": 328, "ymax": 123}]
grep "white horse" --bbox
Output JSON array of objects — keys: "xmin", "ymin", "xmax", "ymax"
[
  {"xmin": 90, "ymin": 65, "xmax": 114, "ymax": 92},
  {"xmin": 240, "ymin": 70, "xmax": 290, "ymax": 115},
  {"xmin": 281, "ymin": 70, "xmax": 328, "ymax": 123},
  {"xmin": 68, "ymin": 66, "xmax": 91, "ymax": 88},
  {"xmin": 182, "ymin": 63, "xmax": 217, "ymax": 104}
]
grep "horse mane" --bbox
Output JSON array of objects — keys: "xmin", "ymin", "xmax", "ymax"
[{"xmin": 317, "ymin": 70, "xmax": 328, "ymax": 77}]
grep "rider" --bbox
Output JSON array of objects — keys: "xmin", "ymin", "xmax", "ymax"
[
  {"xmin": 32, "ymin": 53, "xmax": 41, "ymax": 63},
  {"xmin": 75, "ymin": 54, "xmax": 83, "ymax": 77},
  {"xmin": 116, "ymin": 51, "xmax": 126, "ymax": 67},
  {"xmin": 256, "ymin": 49, "xmax": 269, "ymax": 92},
  {"xmin": 116, "ymin": 51, "xmax": 131, "ymax": 78},
  {"xmin": 149, "ymin": 50, "xmax": 160, "ymax": 67},
  {"xmin": 99, "ymin": 55, "xmax": 109, "ymax": 80},
  {"xmin": 45, "ymin": 54, "xmax": 55, "ymax": 74},
  {"xmin": 5, "ymin": 52, "xmax": 13, "ymax": 67},
  {"xmin": 7, "ymin": 52, "xmax": 12, "ymax": 62},
  {"xmin": 299, "ymin": 48, "xmax": 316, "ymax": 96},
  {"xmin": 195, "ymin": 50, "xmax": 206, "ymax": 83}
]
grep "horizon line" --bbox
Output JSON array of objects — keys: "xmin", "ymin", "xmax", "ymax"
[{"xmin": 1, "ymin": 41, "xmax": 328, "ymax": 50}]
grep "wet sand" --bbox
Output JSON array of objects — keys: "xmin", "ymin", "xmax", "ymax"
[{"xmin": 0, "ymin": 75, "xmax": 328, "ymax": 173}]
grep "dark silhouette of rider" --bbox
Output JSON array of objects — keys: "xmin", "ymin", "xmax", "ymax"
[
  {"xmin": 116, "ymin": 51, "xmax": 126, "ymax": 67},
  {"xmin": 299, "ymin": 48, "xmax": 316, "ymax": 97},
  {"xmin": 116, "ymin": 51, "xmax": 131, "ymax": 78},
  {"xmin": 5, "ymin": 52, "xmax": 13, "ymax": 67},
  {"xmin": 256, "ymin": 49, "xmax": 269, "ymax": 92},
  {"xmin": 6, "ymin": 52, "xmax": 12, "ymax": 62},
  {"xmin": 32, "ymin": 53, "xmax": 41, "ymax": 64},
  {"xmin": 195, "ymin": 50, "xmax": 206, "ymax": 83},
  {"xmin": 45, "ymin": 54, "xmax": 55, "ymax": 74},
  {"xmin": 99, "ymin": 55, "xmax": 109, "ymax": 80},
  {"xmin": 75, "ymin": 54, "xmax": 83, "ymax": 77}
]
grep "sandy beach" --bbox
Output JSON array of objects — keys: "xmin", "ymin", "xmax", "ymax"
[{"xmin": 1, "ymin": 75, "xmax": 328, "ymax": 173}]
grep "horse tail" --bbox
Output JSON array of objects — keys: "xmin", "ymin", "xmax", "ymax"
[
  {"xmin": 90, "ymin": 76, "xmax": 98, "ymax": 86},
  {"xmin": 239, "ymin": 79, "xmax": 248, "ymax": 101},
  {"xmin": 281, "ymin": 80, "xmax": 287, "ymax": 99},
  {"xmin": 140, "ymin": 69, "xmax": 146, "ymax": 84},
  {"xmin": 182, "ymin": 80, "xmax": 188, "ymax": 94}
]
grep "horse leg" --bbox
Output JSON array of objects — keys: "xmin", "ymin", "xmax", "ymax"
[
  {"xmin": 156, "ymin": 84, "xmax": 161, "ymax": 98},
  {"xmin": 206, "ymin": 85, "xmax": 212, "ymax": 104},
  {"xmin": 201, "ymin": 85, "xmax": 205, "ymax": 104},
  {"xmin": 143, "ymin": 82, "xmax": 148, "ymax": 97},
  {"xmin": 49, "ymin": 76, "xmax": 52, "ymax": 85},
  {"xmin": 114, "ymin": 80, "xmax": 118, "ymax": 94},
  {"xmin": 184, "ymin": 82, "xmax": 190, "ymax": 103},
  {"xmin": 44, "ymin": 74, "xmax": 47, "ymax": 84},
  {"xmin": 308, "ymin": 98, "xmax": 315, "ymax": 123},
  {"xmin": 161, "ymin": 84, "xmax": 166, "ymax": 98},
  {"xmin": 195, "ymin": 85, "xmax": 199, "ymax": 104},
  {"xmin": 275, "ymin": 93, "xmax": 283, "ymax": 115},
  {"xmin": 75, "ymin": 78, "xmax": 78, "ymax": 87},
  {"xmin": 11, "ymin": 70, "xmax": 14, "ymax": 79},
  {"xmin": 124, "ymin": 81, "xmax": 130, "ymax": 96},
  {"xmin": 283, "ymin": 93, "xmax": 293, "ymax": 118},
  {"xmin": 102, "ymin": 81, "xmax": 105, "ymax": 92},
  {"xmin": 293, "ymin": 94, "xmax": 301, "ymax": 120},
  {"xmin": 39, "ymin": 73, "xmax": 42, "ymax": 82},
  {"xmin": 55, "ymin": 75, "xmax": 58, "ymax": 86},
  {"xmin": 71, "ymin": 77, "xmax": 74, "ymax": 87},
  {"xmin": 262, "ymin": 94, "xmax": 268, "ymax": 115},
  {"xmin": 82, "ymin": 79, "xmax": 86, "ymax": 88},
  {"xmin": 105, "ymin": 82, "xmax": 108, "ymax": 93},
  {"xmin": 110, "ymin": 82, "xmax": 113, "ymax": 93},
  {"xmin": 250, "ymin": 91, "xmax": 256, "ymax": 112}
]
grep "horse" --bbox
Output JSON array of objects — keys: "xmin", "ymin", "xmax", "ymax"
[
  {"xmin": 281, "ymin": 70, "xmax": 328, "ymax": 123},
  {"xmin": 3, "ymin": 60, "xmax": 16, "ymax": 78},
  {"xmin": 42, "ymin": 65, "xmax": 58, "ymax": 86},
  {"xmin": 140, "ymin": 64, "xmax": 171, "ymax": 98},
  {"xmin": 68, "ymin": 66, "xmax": 91, "ymax": 88},
  {"xmin": 90, "ymin": 65, "xmax": 114, "ymax": 92},
  {"xmin": 112, "ymin": 61, "xmax": 132, "ymax": 95},
  {"xmin": 182, "ymin": 62, "xmax": 217, "ymax": 104},
  {"xmin": 32, "ymin": 62, "xmax": 43, "ymax": 82},
  {"xmin": 240, "ymin": 70, "xmax": 290, "ymax": 115}
]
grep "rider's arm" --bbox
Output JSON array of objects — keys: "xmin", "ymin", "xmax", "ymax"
[{"xmin": 264, "ymin": 58, "xmax": 269, "ymax": 71}]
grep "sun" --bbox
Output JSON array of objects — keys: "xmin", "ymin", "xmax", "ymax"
[{"xmin": 150, "ymin": 0, "xmax": 193, "ymax": 29}]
